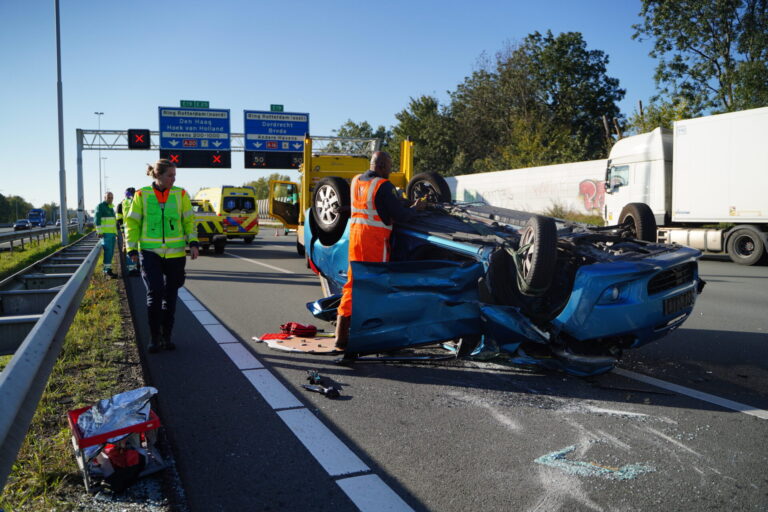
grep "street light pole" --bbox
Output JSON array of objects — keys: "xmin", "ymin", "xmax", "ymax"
[
  {"xmin": 102, "ymin": 157, "xmax": 108, "ymax": 192},
  {"xmin": 94, "ymin": 111, "xmax": 103, "ymax": 202}
]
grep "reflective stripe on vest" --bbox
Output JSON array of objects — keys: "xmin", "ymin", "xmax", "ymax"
[
  {"xmin": 96, "ymin": 213, "xmax": 117, "ymax": 235},
  {"xmin": 349, "ymin": 176, "xmax": 392, "ymax": 231}
]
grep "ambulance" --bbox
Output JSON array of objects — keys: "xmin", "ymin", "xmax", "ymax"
[{"xmin": 194, "ymin": 186, "xmax": 259, "ymax": 243}]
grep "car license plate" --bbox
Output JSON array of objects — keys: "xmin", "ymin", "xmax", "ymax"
[{"xmin": 663, "ymin": 290, "xmax": 694, "ymax": 315}]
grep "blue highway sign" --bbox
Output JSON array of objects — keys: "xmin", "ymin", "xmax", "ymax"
[
  {"xmin": 158, "ymin": 107, "xmax": 231, "ymax": 150},
  {"xmin": 244, "ymin": 111, "xmax": 309, "ymax": 152}
]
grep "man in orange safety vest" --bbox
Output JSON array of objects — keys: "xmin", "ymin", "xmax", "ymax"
[{"xmin": 335, "ymin": 151, "xmax": 425, "ymax": 350}]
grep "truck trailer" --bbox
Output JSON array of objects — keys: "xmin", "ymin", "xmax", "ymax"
[{"xmin": 604, "ymin": 106, "xmax": 768, "ymax": 265}]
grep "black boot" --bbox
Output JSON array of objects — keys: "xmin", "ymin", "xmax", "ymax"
[
  {"xmin": 148, "ymin": 336, "xmax": 161, "ymax": 353},
  {"xmin": 161, "ymin": 326, "xmax": 176, "ymax": 350}
]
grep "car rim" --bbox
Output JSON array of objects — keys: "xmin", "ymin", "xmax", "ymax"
[
  {"xmin": 624, "ymin": 215, "xmax": 637, "ymax": 237},
  {"xmin": 412, "ymin": 181, "xmax": 438, "ymax": 202},
  {"xmin": 735, "ymin": 234, "xmax": 755, "ymax": 257},
  {"xmin": 315, "ymin": 185, "xmax": 339, "ymax": 226},
  {"xmin": 520, "ymin": 226, "xmax": 536, "ymax": 278}
]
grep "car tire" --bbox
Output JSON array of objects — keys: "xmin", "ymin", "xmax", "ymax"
[
  {"xmin": 214, "ymin": 240, "xmax": 226, "ymax": 255},
  {"xmin": 518, "ymin": 215, "xmax": 557, "ymax": 296},
  {"xmin": 619, "ymin": 203, "xmax": 656, "ymax": 242},
  {"xmin": 727, "ymin": 227, "xmax": 766, "ymax": 265},
  {"xmin": 243, "ymin": 236, "xmax": 255, "ymax": 244},
  {"xmin": 296, "ymin": 239, "xmax": 306, "ymax": 257},
  {"xmin": 406, "ymin": 172, "xmax": 451, "ymax": 203},
  {"xmin": 311, "ymin": 177, "xmax": 350, "ymax": 245}
]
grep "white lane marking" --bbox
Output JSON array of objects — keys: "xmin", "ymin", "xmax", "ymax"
[
  {"xmin": 614, "ymin": 368, "xmax": 768, "ymax": 420},
  {"xmin": 191, "ymin": 310, "xmax": 219, "ymax": 325},
  {"xmin": 225, "ymin": 251, "xmax": 294, "ymax": 274},
  {"xmin": 278, "ymin": 408, "xmax": 370, "ymax": 477},
  {"xmin": 220, "ymin": 343, "xmax": 264, "ymax": 370},
  {"xmin": 336, "ymin": 474, "xmax": 414, "ymax": 512},
  {"xmin": 636, "ymin": 425, "xmax": 702, "ymax": 458},
  {"xmin": 181, "ymin": 299, "xmax": 207, "ymax": 312},
  {"xmin": 242, "ymin": 369, "xmax": 303, "ymax": 410},
  {"xmin": 204, "ymin": 323, "xmax": 238, "ymax": 344},
  {"xmin": 178, "ymin": 287, "xmax": 411, "ymax": 506}
]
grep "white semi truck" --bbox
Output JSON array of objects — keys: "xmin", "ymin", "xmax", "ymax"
[{"xmin": 604, "ymin": 106, "xmax": 768, "ymax": 265}]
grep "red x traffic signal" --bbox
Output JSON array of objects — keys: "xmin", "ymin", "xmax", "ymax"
[{"xmin": 127, "ymin": 129, "xmax": 151, "ymax": 149}]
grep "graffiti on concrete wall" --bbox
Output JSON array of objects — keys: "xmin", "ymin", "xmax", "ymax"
[{"xmin": 579, "ymin": 179, "xmax": 606, "ymax": 212}]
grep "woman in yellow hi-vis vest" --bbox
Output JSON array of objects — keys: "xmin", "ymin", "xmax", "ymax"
[{"xmin": 126, "ymin": 159, "xmax": 199, "ymax": 353}]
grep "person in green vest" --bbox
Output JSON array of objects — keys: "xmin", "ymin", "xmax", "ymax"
[
  {"xmin": 125, "ymin": 159, "xmax": 199, "ymax": 353},
  {"xmin": 116, "ymin": 187, "xmax": 138, "ymax": 275},
  {"xmin": 94, "ymin": 191, "xmax": 118, "ymax": 278}
]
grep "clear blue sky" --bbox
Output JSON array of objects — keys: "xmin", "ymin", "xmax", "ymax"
[{"xmin": 0, "ymin": 0, "xmax": 657, "ymax": 211}]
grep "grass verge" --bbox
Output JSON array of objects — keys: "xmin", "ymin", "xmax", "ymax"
[
  {"xmin": 0, "ymin": 261, "xmax": 144, "ymax": 510},
  {"xmin": 543, "ymin": 203, "xmax": 605, "ymax": 226},
  {"xmin": 0, "ymin": 231, "xmax": 88, "ymax": 282}
]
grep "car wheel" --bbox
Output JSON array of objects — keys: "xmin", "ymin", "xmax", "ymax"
[
  {"xmin": 619, "ymin": 203, "xmax": 656, "ymax": 242},
  {"xmin": 296, "ymin": 239, "xmax": 306, "ymax": 257},
  {"xmin": 406, "ymin": 172, "xmax": 451, "ymax": 203},
  {"xmin": 311, "ymin": 177, "xmax": 350, "ymax": 245},
  {"xmin": 243, "ymin": 236, "xmax": 255, "ymax": 244},
  {"xmin": 727, "ymin": 227, "xmax": 766, "ymax": 265},
  {"xmin": 517, "ymin": 216, "xmax": 557, "ymax": 296}
]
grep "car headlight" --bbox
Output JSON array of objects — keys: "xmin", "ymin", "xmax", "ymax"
[{"xmin": 597, "ymin": 284, "xmax": 627, "ymax": 304}]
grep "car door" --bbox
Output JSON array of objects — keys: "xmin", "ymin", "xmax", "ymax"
[
  {"xmin": 346, "ymin": 259, "xmax": 484, "ymax": 353},
  {"xmin": 268, "ymin": 180, "xmax": 300, "ymax": 229}
]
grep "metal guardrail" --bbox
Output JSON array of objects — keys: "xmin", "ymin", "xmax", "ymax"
[
  {"xmin": 0, "ymin": 225, "xmax": 80, "ymax": 251},
  {"xmin": 0, "ymin": 233, "xmax": 100, "ymax": 491}
]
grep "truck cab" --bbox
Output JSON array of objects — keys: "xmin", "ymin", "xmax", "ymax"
[
  {"xmin": 268, "ymin": 136, "xmax": 414, "ymax": 256},
  {"xmin": 603, "ymin": 127, "xmax": 672, "ymax": 227}
]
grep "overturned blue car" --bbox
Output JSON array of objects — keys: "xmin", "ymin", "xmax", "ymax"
[{"xmin": 303, "ymin": 172, "xmax": 704, "ymax": 375}]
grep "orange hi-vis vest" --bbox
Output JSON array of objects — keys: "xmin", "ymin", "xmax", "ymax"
[{"xmin": 338, "ymin": 175, "xmax": 393, "ymax": 317}]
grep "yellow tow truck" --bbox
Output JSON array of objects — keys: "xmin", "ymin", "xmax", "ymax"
[
  {"xmin": 190, "ymin": 199, "xmax": 227, "ymax": 255},
  {"xmin": 268, "ymin": 136, "xmax": 415, "ymax": 256}
]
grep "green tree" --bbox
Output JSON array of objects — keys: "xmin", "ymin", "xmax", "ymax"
[
  {"xmin": 243, "ymin": 173, "xmax": 291, "ymax": 199},
  {"xmin": 448, "ymin": 31, "xmax": 625, "ymax": 173},
  {"xmin": 624, "ymin": 98, "xmax": 696, "ymax": 134},
  {"xmin": 634, "ymin": 0, "xmax": 768, "ymax": 113},
  {"xmin": 392, "ymin": 95, "xmax": 457, "ymax": 174},
  {"xmin": 0, "ymin": 194, "xmax": 34, "ymax": 223},
  {"xmin": 324, "ymin": 120, "xmax": 392, "ymax": 155}
]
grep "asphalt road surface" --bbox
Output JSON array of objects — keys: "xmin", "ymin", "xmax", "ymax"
[{"xmin": 126, "ymin": 234, "xmax": 768, "ymax": 511}]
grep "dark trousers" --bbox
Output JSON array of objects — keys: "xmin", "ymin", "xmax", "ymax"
[{"xmin": 139, "ymin": 251, "xmax": 186, "ymax": 340}]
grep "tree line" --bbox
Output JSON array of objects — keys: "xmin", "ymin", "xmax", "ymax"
[
  {"xmin": 0, "ymin": 194, "xmax": 75, "ymax": 224},
  {"xmin": 330, "ymin": 0, "xmax": 767, "ymax": 176}
]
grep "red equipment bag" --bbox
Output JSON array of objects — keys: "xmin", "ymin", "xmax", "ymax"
[{"xmin": 280, "ymin": 322, "xmax": 318, "ymax": 337}]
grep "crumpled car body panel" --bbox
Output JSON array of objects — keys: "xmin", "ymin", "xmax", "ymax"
[{"xmin": 304, "ymin": 203, "xmax": 703, "ymax": 375}]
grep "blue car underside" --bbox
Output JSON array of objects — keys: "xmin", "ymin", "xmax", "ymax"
[{"xmin": 306, "ymin": 203, "xmax": 702, "ymax": 376}]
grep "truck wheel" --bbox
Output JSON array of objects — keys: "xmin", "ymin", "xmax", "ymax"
[
  {"xmin": 518, "ymin": 216, "xmax": 557, "ymax": 296},
  {"xmin": 296, "ymin": 239, "xmax": 306, "ymax": 257},
  {"xmin": 202, "ymin": 244, "xmax": 210, "ymax": 254},
  {"xmin": 727, "ymin": 227, "xmax": 766, "ymax": 265},
  {"xmin": 243, "ymin": 236, "xmax": 255, "ymax": 244},
  {"xmin": 214, "ymin": 240, "xmax": 226, "ymax": 254},
  {"xmin": 619, "ymin": 203, "xmax": 656, "ymax": 242},
  {"xmin": 406, "ymin": 172, "xmax": 451, "ymax": 203},
  {"xmin": 311, "ymin": 177, "xmax": 350, "ymax": 245}
]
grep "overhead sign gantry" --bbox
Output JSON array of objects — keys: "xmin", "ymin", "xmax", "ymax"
[{"xmin": 158, "ymin": 106, "xmax": 231, "ymax": 168}]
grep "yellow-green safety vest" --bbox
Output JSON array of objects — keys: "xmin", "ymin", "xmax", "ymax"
[
  {"xmin": 95, "ymin": 203, "xmax": 117, "ymax": 235},
  {"xmin": 125, "ymin": 186, "xmax": 198, "ymax": 259}
]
